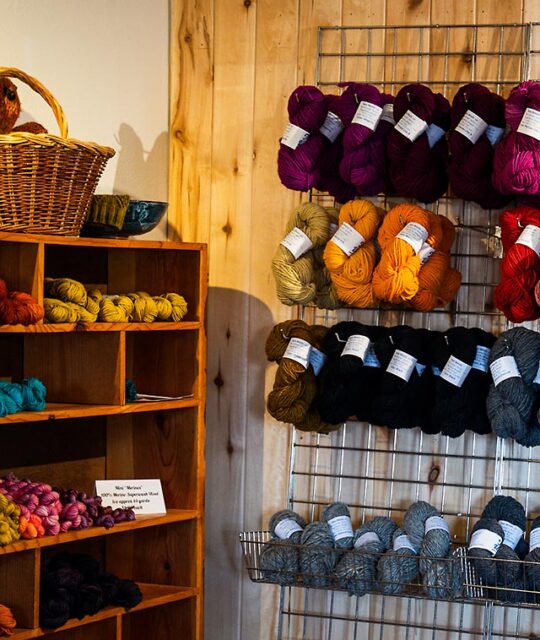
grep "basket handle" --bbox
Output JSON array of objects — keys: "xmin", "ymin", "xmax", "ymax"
[{"xmin": 0, "ymin": 67, "xmax": 68, "ymax": 138}]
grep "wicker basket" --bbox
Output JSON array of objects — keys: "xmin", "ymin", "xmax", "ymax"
[{"xmin": 0, "ymin": 67, "xmax": 115, "ymax": 236}]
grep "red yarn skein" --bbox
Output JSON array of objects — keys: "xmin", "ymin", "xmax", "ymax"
[
  {"xmin": 494, "ymin": 206, "xmax": 540, "ymax": 322},
  {"xmin": 0, "ymin": 278, "xmax": 43, "ymax": 326}
]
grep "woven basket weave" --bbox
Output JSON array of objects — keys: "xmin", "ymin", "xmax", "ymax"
[{"xmin": 0, "ymin": 67, "xmax": 115, "ymax": 236}]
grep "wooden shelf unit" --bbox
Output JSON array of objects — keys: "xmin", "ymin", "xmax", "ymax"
[{"xmin": 0, "ymin": 233, "xmax": 207, "ymax": 640}]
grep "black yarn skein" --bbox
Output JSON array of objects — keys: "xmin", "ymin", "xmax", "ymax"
[
  {"xmin": 468, "ymin": 517, "xmax": 505, "ymax": 587},
  {"xmin": 466, "ymin": 328, "xmax": 496, "ymax": 435},
  {"xmin": 525, "ymin": 516, "xmax": 540, "ymax": 603}
]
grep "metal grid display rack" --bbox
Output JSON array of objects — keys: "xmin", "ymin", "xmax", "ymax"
[{"xmin": 242, "ymin": 22, "xmax": 540, "ymax": 640}]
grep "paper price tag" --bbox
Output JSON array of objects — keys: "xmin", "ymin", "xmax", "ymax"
[
  {"xmin": 396, "ymin": 222, "xmax": 429, "ymax": 254},
  {"xmin": 426, "ymin": 123, "xmax": 446, "ymax": 148},
  {"xmin": 309, "ymin": 347, "xmax": 326, "ymax": 376},
  {"xmin": 363, "ymin": 345, "xmax": 380, "ymax": 368},
  {"xmin": 469, "ymin": 529, "xmax": 502, "ymax": 555},
  {"xmin": 515, "ymin": 224, "xmax": 540, "ymax": 258},
  {"xmin": 95, "ymin": 479, "xmax": 166, "ymax": 515},
  {"xmin": 281, "ymin": 122, "xmax": 310, "ymax": 149},
  {"xmin": 354, "ymin": 531, "xmax": 380, "ymax": 548},
  {"xmin": 490, "ymin": 355, "xmax": 521, "ymax": 386},
  {"xmin": 274, "ymin": 518, "xmax": 303, "ymax": 540},
  {"xmin": 419, "ymin": 243, "xmax": 435, "ymax": 265},
  {"xmin": 387, "ymin": 349, "xmax": 417, "ymax": 382},
  {"xmin": 341, "ymin": 334, "xmax": 370, "ymax": 360},
  {"xmin": 530, "ymin": 527, "xmax": 540, "ymax": 552},
  {"xmin": 283, "ymin": 337, "xmax": 312, "ymax": 369},
  {"xmin": 328, "ymin": 515, "xmax": 354, "ymax": 542},
  {"xmin": 455, "ymin": 109, "xmax": 488, "ymax": 144},
  {"xmin": 499, "ymin": 520, "xmax": 523, "ymax": 551},
  {"xmin": 394, "ymin": 109, "xmax": 428, "ymax": 142},
  {"xmin": 517, "ymin": 107, "xmax": 540, "ymax": 141},
  {"xmin": 440, "ymin": 355, "xmax": 472, "ymax": 388},
  {"xmin": 425, "ymin": 516, "xmax": 450, "ymax": 535},
  {"xmin": 485, "ymin": 125, "xmax": 504, "ymax": 146},
  {"xmin": 280, "ymin": 227, "xmax": 314, "ymax": 259},
  {"xmin": 320, "ymin": 111, "xmax": 344, "ymax": 142},
  {"xmin": 380, "ymin": 103, "xmax": 395, "ymax": 125},
  {"xmin": 394, "ymin": 534, "xmax": 416, "ymax": 553},
  {"xmin": 330, "ymin": 222, "xmax": 366, "ymax": 256},
  {"xmin": 352, "ymin": 101, "xmax": 383, "ymax": 131},
  {"xmin": 472, "ymin": 346, "xmax": 491, "ymax": 373}
]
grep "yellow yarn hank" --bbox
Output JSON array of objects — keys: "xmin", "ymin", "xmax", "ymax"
[
  {"xmin": 45, "ymin": 277, "xmax": 87, "ymax": 306},
  {"xmin": 44, "ymin": 298, "xmax": 79, "ymax": 323},
  {"xmin": 163, "ymin": 293, "xmax": 188, "ymax": 321},
  {"xmin": 0, "ymin": 494, "xmax": 20, "ymax": 546},
  {"xmin": 153, "ymin": 296, "xmax": 173, "ymax": 320},
  {"xmin": 128, "ymin": 293, "xmax": 158, "ymax": 322},
  {"xmin": 98, "ymin": 296, "xmax": 133, "ymax": 322}
]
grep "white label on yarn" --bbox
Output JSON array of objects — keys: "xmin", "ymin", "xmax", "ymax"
[
  {"xmin": 416, "ymin": 362, "xmax": 426, "ymax": 376},
  {"xmin": 499, "ymin": 520, "xmax": 524, "ymax": 551},
  {"xmin": 330, "ymin": 222, "xmax": 366, "ymax": 257},
  {"xmin": 280, "ymin": 227, "xmax": 314, "ymax": 259},
  {"xmin": 472, "ymin": 345, "xmax": 491, "ymax": 373},
  {"xmin": 534, "ymin": 362, "xmax": 540, "ymax": 385},
  {"xmin": 274, "ymin": 518, "xmax": 303, "ymax": 540},
  {"xmin": 309, "ymin": 347, "xmax": 326, "ymax": 376},
  {"xmin": 364, "ymin": 345, "xmax": 381, "ymax": 368},
  {"xmin": 426, "ymin": 123, "xmax": 446, "ymax": 148},
  {"xmin": 394, "ymin": 109, "xmax": 428, "ymax": 142},
  {"xmin": 354, "ymin": 531, "xmax": 380, "ymax": 548},
  {"xmin": 283, "ymin": 337, "xmax": 311, "ymax": 369},
  {"xmin": 490, "ymin": 355, "xmax": 521, "ymax": 386},
  {"xmin": 281, "ymin": 122, "xmax": 310, "ymax": 149},
  {"xmin": 328, "ymin": 515, "xmax": 354, "ymax": 541},
  {"xmin": 455, "ymin": 109, "xmax": 488, "ymax": 144},
  {"xmin": 352, "ymin": 101, "xmax": 383, "ymax": 131},
  {"xmin": 517, "ymin": 107, "xmax": 540, "ymax": 141},
  {"xmin": 530, "ymin": 527, "xmax": 540, "ymax": 552},
  {"xmin": 381, "ymin": 103, "xmax": 395, "ymax": 124},
  {"xmin": 341, "ymin": 334, "xmax": 370, "ymax": 360},
  {"xmin": 485, "ymin": 125, "xmax": 504, "ymax": 146},
  {"xmin": 396, "ymin": 222, "xmax": 429, "ymax": 254},
  {"xmin": 515, "ymin": 224, "xmax": 540, "ymax": 258},
  {"xmin": 432, "ymin": 366, "xmax": 441, "ymax": 376},
  {"xmin": 469, "ymin": 529, "xmax": 502, "ymax": 555},
  {"xmin": 419, "ymin": 242, "xmax": 435, "ymax": 265},
  {"xmin": 320, "ymin": 111, "xmax": 344, "ymax": 143},
  {"xmin": 386, "ymin": 349, "xmax": 417, "ymax": 382},
  {"xmin": 425, "ymin": 516, "xmax": 450, "ymax": 535},
  {"xmin": 394, "ymin": 534, "xmax": 416, "ymax": 553},
  {"xmin": 440, "ymin": 355, "xmax": 472, "ymax": 388}
]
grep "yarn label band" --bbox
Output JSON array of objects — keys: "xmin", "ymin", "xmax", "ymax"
[
  {"xmin": 515, "ymin": 224, "xmax": 540, "ymax": 258},
  {"xmin": 309, "ymin": 347, "xmax": 326, "ymax": 376},
  {"xmin": 330, "ymin": 222, "xmax": 366, "ymax": 256},
  {"xmin": 419, "ymin": 243, "xmax": 435, "ymax": 265},
  {"xmin": 341, "ymin": 334, "xmax": 370, "ymax": 360},
  {"xmin": 363, "ymin": 345, "xmax": 381, "ymax": 368},
  {"xmin": 393, "ymin": 534, "xmax": 416, "ymax": 553},
  {"xmin": 440, "ymin": 355, "xmax": 472, "ymax": 388},
  {"xmin": 426, "ymin": 123, "xmax": 446, "ymax": 148},
  {"xmin": 396, "ymin": 222, "xmax": 429, "ymax": 254},
  {"xmin": 320, "ymin": 111, "xmax": 344, "ymax": 143},
  {"xmin": 425, "ymin": 516, "xmax": 450, "ymax": 535},
  {"xmin": 455, "ymin": 109, "xmax": 488, "ymax": 144},
  {"xmin": 386, "ymin": 349, "xmax": 417, "ymax": 382},
  {"xmin": 94, "ymin": 479, "xmax": 166, "ymax": 515},
  {"xmin": 274, "ymin": 518, "xmax": 303, "ymax": 540},
  {"xmin": 469, "ymin": 529, "xmax": 502, "ymax": 555},
  {"xmin": 281, "ymin": 122, "xmax": 310, "ymax": 149},
  {"xmin": 490, "ymin": 355, "xmax": 521, "ymax": 386},
  {"xmin": 472, "ymin": 346, "xmax": 491, "ymax": 373},
  {"xmin": 354, "ymin": 531, "xmax": 380, "ymax": 548},
  {"xmin": 485, "ymin": 125, "xmax": 504, "ymax": 146},
  {"xmin": 530, "ymin": 527, "xmax": 540, "ymax": 552},
  {"xmin": 381, "ymin": 103, "xmax": 395, "ymax": 125},
  {"xmin": 352, "ymin": 101, "xmax": 383, "ymax": 131},
  {"xmin": 415, "ymin": 363, "xmax": 426, "ymax": 376},
  {"xmin": 283, "ymin": 337, "xmax": 312, "ymax": 369},
  {"xmin": 280, "ymin": 227, "xmax": 314, "ymax": 259},
  {"xmin": 517, "ymin": 107, "xmax": 540, "ymax": 141},
  {"xmin": 394, "ymin": 110, "xmax": 428, "ymax": 142},
  {"xmin": 328, "ymin": 515, "xmax": 354, "ymax": 541},
  {"xmin": 499, "ymin": 520, "xmax": 524, "ymax": 550}
]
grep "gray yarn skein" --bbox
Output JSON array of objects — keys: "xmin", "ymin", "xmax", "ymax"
[
  {"xmin": 403, "ymin": 501, "xmax": 460, "ymax": 599},
  {"xmin": 299, "ymin": 522, "xmax": 339, "ymax": 588},
  {"xmin": 467, "ymin": 517, "xmax": 504, "ymax": 586},
  {"xmin": 260, "ymin": 509, "xmax": 306, "ymax": 585},
  {"xmin": 486, "ymin": 328, "xmax": 540, "ymax": 447},
  {"xmin": 322, "ymin": 502, "xmax": 355, "ymax": 549},
  {"xmin": 334, "ymin": 517, "xmax": 397, "ymax": 596},
  {"xmin": 377, "ymin": 527, "xmax": 419, "ymax": 595},
  {"xmin": 525, "ymin": 516, "xmax": 540, "ymax": 603}
]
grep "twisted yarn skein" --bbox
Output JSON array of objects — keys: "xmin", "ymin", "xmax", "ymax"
[
  {"xmin": 0, "ymin": 493, "xmax": 20, "ymax": 546},
  {"xmin": 525, "ymin": 516, "xmax": 540, "ymax": 602},
  {"xmin": 260, "ymin": 509, "xmax": 306, "ymax": 585},
  {"xmin": 0, "ymin": 279, "xmax": 44, "ymax": 325},
  {"xmin": 377, "ymin": 527, "xmax": 419, "ymax": 595},
  {"xmin": 299, "ymin": 522, "xmax": 338, "ymax": 587},
  {"xmin": 0, "ymin": 604, "xmax": 15, "ymax": 636},
  {"xmin": 322, "ymin": 502, "xmax": 354, "ymax": 549},
  {"xmin": 468, "ymin": 517, "xmax": 505, "ymax": 586},
  {"xmin": 466, "ymin": 329, "xmax": 496, "ymax": 435}
]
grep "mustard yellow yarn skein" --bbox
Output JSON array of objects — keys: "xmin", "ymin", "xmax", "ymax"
[
  {"xmin": 153, "ymin": 296, "xmax": 173, "ymax": 320},
  {"xmin": 128, "ymin": 293, "xmax": 158, "ymax": 322},
  {"xmin": 44, "ymin": 298, "xmax": 78, "ymax": 323},
  {"xmin": 98, "ymin": 296, "xmax": 133, "ymax": 322},
  {"xmin": 45, "ymin": 277, "xmax": 87, "ymax": 306},
  {"xmin": 163, "ymin": 293, "xmax": 188, "ymax": 321},
  {"xmin": 0, "ymin": 494, "xmax": 20, "ymax": 546}
]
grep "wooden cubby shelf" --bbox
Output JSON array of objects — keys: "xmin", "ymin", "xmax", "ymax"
[{"xmin": 0, "ymin": 233, "xmax": 207, "ymax": 640}]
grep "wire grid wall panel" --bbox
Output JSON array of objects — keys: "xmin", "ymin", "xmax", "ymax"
[{"xmin": 273, "ymin": 22, "xmax": 540, "ymax": 640}]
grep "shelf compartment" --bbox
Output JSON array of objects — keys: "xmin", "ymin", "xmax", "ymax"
[
  {"xmin": 0, "ymin": 241, "xmax": 41, "ymax": 302},
  {"xmin": 0, "ymin": 550, "xmax": 38, "ymax": 629},
  {"xmin": 122, "ymin": 598, "xmax": 197, "ymax": 640},
  {"xmin": 0, "ymin": 321, "xmax": 200, "ymax": 333}
]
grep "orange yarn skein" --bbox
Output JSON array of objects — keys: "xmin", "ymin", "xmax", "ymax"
[
  {"xmin": 323, "ymin": 199, "xmax": 383, "ymax": 307},
  {"xmin": 0, "ymin": 604, "xmax": 16, "ymax": 636}
]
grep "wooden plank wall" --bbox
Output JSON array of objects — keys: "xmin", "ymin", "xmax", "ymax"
[{"xmin": 169, "ymin": 1, "xmax": 539, "ymax": 639}]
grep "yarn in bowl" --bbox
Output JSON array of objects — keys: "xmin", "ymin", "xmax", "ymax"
[{"xmin": 82, "ymin": 200, "xmax": 168, "ymax": 237}]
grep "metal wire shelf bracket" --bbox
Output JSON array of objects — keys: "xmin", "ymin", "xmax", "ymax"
[{"xmin": 263, "ymin": 21, "xmax": 540, "ymax": 640}]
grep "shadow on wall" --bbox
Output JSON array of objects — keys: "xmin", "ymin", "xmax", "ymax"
[{"xmin": 205, "ymin": 286, "xmax": 272, "ymax": 640}]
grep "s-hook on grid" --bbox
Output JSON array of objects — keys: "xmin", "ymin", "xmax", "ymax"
[{"xmin": 275, "ymin": 22, "xmax": 540, "ymax": 640}]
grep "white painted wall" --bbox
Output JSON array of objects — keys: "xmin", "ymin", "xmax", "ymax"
[{"xmin": 0, "ymin": 0, "xmax": 169, "ymax": 238}]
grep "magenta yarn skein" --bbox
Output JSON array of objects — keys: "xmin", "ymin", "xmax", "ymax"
[
  {"xmin": 449, "ymin": 83, "xmax": 510, "ymax": 209},
  {"xmin": 387, "ymin": 84, "xmax": 450, "ymax": 203}
]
